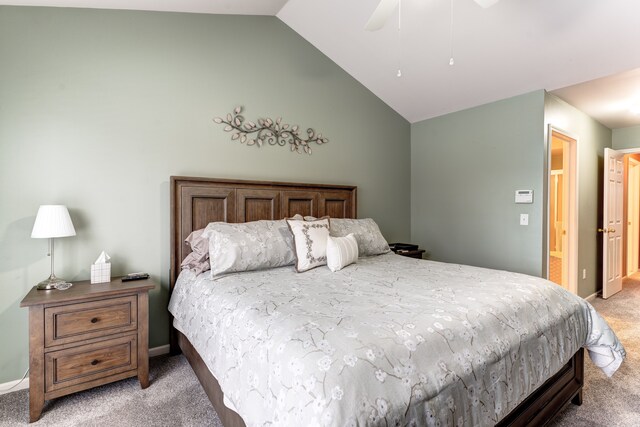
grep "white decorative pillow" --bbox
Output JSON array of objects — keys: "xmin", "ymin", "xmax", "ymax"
[
  {"xmin": 286, "ymin": 218, "xmax": 330, "ymax": 272},
  {"xmin": 326, "ymin": 233, "xmax": 358, "ymax": 272},
  {"xmin": 330, "ymin": 218, "xmax": 390, "ymax": 257},
  {"xmin": 204, "ymin": 220, "xmax": 297, "ymax": 276}
]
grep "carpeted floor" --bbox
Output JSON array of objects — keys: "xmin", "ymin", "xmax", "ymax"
[
  {"xmin": 0, "ymin": 355, "xmax": 222, "ymax": 426},
  {"xmin": 1, "ymin": 279, "xmax": 638, "ymax": 426},
  {"xmin": 551, "ymin": 276, "xmax": 640, "ymax": 426}
]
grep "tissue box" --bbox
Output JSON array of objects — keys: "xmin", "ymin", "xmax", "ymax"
[{"xmin": 91, "ymin": 263, "xmax": 111, "ymax": 284}]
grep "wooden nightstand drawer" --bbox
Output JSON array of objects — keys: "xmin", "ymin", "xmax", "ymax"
[
  {"xmin": 45, "ymin": 334, "xmax": 137, "ymax": 393},
  {"xmin": 45, "ymin": 295, "xmax": 137, "ymax": 347}
]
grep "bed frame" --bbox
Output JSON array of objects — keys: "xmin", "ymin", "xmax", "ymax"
[{"xmin": 169, "ymin": 176, "xmax": 584, "ymax": 427}]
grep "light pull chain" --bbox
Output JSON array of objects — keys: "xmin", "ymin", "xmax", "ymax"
[
  {"xmin": 397, "ymin": 0, "xmax": 403, "ymax": 77},
  {"xmin": 449, "ymin": 0, "xmax": 455, "ymax": 66}
]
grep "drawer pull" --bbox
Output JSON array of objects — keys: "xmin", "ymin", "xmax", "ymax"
[
  {"xmin": 91, "ymin": 359, "xmax": 99, "ymax": 366},
  {"xmin": 91, "ymin": 317, "xmax": 99, "ymax": 324}
]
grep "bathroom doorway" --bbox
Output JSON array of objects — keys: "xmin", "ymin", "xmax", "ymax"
[{"xmin": 547, "ymin": 127, "xmax": 577, "ymax": 293}]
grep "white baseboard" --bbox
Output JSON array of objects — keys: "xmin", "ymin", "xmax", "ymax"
[
  {"xmin": 149, "ymin": 344, "xmax": 170, "ymax": 358},
  {"xmin": 0, "ymin": 377, "xmax": 29, "ymax": 395},
  {"xmin": 585, "ymin": 292, "xmax": 599, "ymax": 302},
  {"xmin": 0, "ymin": 344, "xmax": 170, "ymax": 395}
]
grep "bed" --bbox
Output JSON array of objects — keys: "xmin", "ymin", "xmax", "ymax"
[{"xmin": 168, "ymin": 176, "xmax": 624, "ymax": 426}]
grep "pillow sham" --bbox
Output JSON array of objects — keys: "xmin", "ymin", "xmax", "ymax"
[
  {"xmin": 185, "ymin": 228, "xmax": 209, "ymax": 254},
  {"xmin": 181, "ymin": 228, "xmax": 211, "ymax": 275},
  {"xmin": 326, "ymin": 233, "xmax": 358, "ymax": 272},
  {"xmin": 286, "ymin": 218, "xmax": 331, "ymax": 272},
  {"xmin": 330, "ymin": 218, "xmax": 390, "ymax": 257},
  {"xmin": 205, "ymin": 219, "xmax": 297, "ymax": 276}
]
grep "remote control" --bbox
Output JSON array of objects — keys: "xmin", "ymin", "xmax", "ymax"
[{"xmin": 122, "ymin": 273, "xmax": 149, "ymax": 282}]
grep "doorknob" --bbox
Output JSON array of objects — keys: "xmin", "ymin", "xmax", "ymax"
[
  {"xmin": 598, "ymin": 228, "xmax": 608, "ymax": 233},
  {"xmin": 609, "ymin": 228, "xmax": 616, "ymax": 233}
]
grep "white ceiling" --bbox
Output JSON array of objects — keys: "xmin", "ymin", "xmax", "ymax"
[
  {"xmin": 551, "ymin": 68, "xmax": 640, "ymax": 129},
  {"xmin": 4, "ymin": 0, "xmax": 640, "ymax": 126},
  {"xmin": 0, "ymin": 0, "xmax": 289, "ymax": 15},
  {"xmin": 278, "ymin": 0, "xmax": 640, "ymax": 124}
]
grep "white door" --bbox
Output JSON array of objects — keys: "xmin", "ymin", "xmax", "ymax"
[{"xmin": 602, "ymin": 148, "xmax": 624, "ymax": 298}]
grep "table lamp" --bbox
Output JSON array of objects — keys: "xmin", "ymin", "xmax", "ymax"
[{"xmin": 31, "ymin": 205, "xmax": 76, "ymax": 290}]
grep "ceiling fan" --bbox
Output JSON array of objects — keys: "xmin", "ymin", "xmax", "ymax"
[{"xmin": 365, "ymin": 0, "xmax": 500, "ymax": 31}]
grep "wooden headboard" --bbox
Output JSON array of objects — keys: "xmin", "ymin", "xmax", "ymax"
[{"xmin": 170, "ymin": 176, "xmax": 357, "ymax": 291}]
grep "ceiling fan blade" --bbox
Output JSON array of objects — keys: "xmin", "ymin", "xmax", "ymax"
[
  {"xmin": 474, "ymin": 0, "xmax": 500, "ymax": 8},
  {"xmin": 365, "ymin": 0, "xmax": 400, "ymax": 31}
]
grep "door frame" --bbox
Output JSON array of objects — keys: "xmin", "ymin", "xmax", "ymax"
[
  {"xmin": 627, "ymin": 157, "xmax": 640, "ymax": 276},
  {"xmin": 617, "ymin": 147, "xmax": 640, "ymax": 281},
  {"xmin": 545, "ymin": 125, "xmax": 578, "ymax": 294}
]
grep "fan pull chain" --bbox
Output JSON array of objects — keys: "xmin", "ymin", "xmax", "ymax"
[
  {"xmin": 397, "ymin": 0, "xmax": 402, "ymax": 77},
  {"xmin": 449, "ymin": 0, "xmax": 455, "ymax": 66}
]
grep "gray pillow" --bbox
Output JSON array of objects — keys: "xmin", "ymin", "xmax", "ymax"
[
  {"xmin": 204, "ymin": 219, "xmax": 297, "ymax": 276},
  {"xmin": 330, "ymin": 218, "xmax": 390, "ymax": 257}
]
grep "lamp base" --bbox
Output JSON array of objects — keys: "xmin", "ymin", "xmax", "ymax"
[{"xmin": 37, "ymin": 275, "xmax": 67, "ymax": 290}]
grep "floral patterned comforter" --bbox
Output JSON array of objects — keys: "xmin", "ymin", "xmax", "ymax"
[{"xmin": 168, "ymin": 253, "xmax": 625, "ymax": 426}]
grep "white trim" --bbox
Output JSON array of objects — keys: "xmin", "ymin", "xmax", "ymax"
[
  {"xmin": 0, "ymin": 344, "xmax": 170, "ymax": 395},
  {"xmin": 546, "ymin": 125, "xmax": 579, "ymax": 295},
  {"xmin": 627, "ymin": 157, "xmax": 640, "ymax": 275},
  {"xmin": 584, "ymin": 292, "xmax": 599, "ymax": 302},
  {"xmin": 613, "ymin": 147, "xmax": 640, "ymax": 154},
  {"xmin": 0, "ymin": 378, "xmax": 29, "ymax": 395},
  {"xmin": 149, "ymin": 344, "xmax": 170, "ymax": 358}
]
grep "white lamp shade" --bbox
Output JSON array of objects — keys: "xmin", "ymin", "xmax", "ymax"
[{"xmin": 31, "ymin": 205, "xmax": 77, "ymax": 238}]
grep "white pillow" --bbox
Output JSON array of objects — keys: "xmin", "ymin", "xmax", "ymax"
[
  {"xmin": 326, "ymin": 233, "xmax": 358, "ymax": 272},
  {"xmin": 286, "ymin": 218, "xmax": 330, "ymax": 272}
]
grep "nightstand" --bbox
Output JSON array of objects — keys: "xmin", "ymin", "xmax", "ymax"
[
  {"xmin": 395, "ymin": 249, "xmax": 426, "ymax": 259},
  {"xmin": 389, "ymin": 243, "xmax": 426, "ymax": 259},
  {"xmin": 20, "ymin": 278, "xmax": 155, "ymax": 423}
]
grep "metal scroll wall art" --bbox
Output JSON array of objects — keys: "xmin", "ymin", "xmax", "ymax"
[{"xmin": 213, "ymin": 106, "xmax": 328, "ymax": 155}]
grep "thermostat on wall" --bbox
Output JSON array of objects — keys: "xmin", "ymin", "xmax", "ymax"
[{"xmin": 515, "ymin": 190, "xmax": 533, "ymax": 204}]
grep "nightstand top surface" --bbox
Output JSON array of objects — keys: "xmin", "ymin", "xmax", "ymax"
[{"xmin": 20, "ymin": 278, "xmax": 156, "ymax": 307}]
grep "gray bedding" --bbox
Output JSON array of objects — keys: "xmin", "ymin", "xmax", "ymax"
[{"xmin": 168, "ymin": 253, "xmax": 624, "ymax": 426}]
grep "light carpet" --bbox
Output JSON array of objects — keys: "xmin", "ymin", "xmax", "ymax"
[
  {"xmin": 0, "ymin": 355, "xmax": 222, "ymax": 426},
  {"xmin": 551, "ymin": 277, "xmax": 640, "ymax": 426},
  {"xmin": 1, "ymin": 280, "xmax": 638, "ymax": 426}
]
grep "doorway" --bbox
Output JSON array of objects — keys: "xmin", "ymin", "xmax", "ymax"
[
  {"xmin": 547, "ymin": 127, "xmax": 578, "ymax": 293},
  {"xmin": 626, "ymin": 157, "xmax": 640, "ymax": 276},
  {"xmin": 605, "ymin": 148, "xmax": 640, "ymax": 299},
  {"xmin": 601, "ymin": 148, "xmax": 640, "ymax": 298}
]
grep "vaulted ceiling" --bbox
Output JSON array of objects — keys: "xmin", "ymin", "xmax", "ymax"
[{"xmin": 4, "ymin": 0, "xmax": 640, "ymax": 126}]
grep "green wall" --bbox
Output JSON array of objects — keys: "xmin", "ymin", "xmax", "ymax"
[
  {"xmin": 410, "ymin": 91, "xmax": 612, "ymax": 299},
  {"xmin": 410, "ymin": 91, "xmax": 546, "ymax": 276},
  {"xmin": 0, "ymin": 7, "xmax": 411, "ymax": 383},
  {"xmin": 544, "ymin": 93, "xmax": 612, "ymax": 298},
  {"xmin": 612, "ymin": 124, "xmax": 640, "ymax": 149}
]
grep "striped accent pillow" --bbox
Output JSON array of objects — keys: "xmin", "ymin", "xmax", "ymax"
[{"xmin": 326, "ymin": 233, "xmax": 359, "ymax": 272}]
